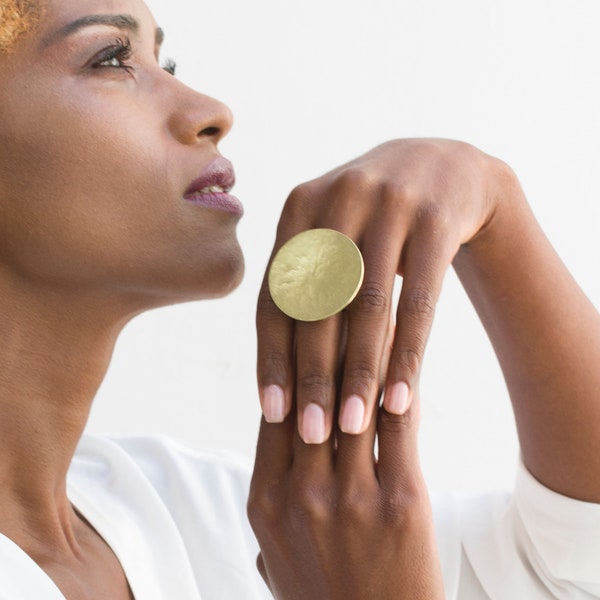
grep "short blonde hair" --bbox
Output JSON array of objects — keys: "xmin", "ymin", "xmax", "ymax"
[{"xmin": 0, "ymin": 0, "xmax": 42, "ymax": 53}]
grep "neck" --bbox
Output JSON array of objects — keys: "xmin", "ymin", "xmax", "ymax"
[{"xmin": 0, "ymin": 271, "xmax": 138, "ymax": 553}]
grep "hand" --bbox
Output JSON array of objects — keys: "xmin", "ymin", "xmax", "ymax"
[
  {"xmin": 248, "ymin": 395, "xmax": 445, "ymax": 599},
  {"xmin": 257, "ymin": 138, "xmax": 498, "ymax": 443}
]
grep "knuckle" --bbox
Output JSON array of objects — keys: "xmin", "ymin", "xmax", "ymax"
[
  {"xmin": 353, "ymin": 282, "xmax": 389, "ymax": 314},
  {"xmin": 416, "ymin": 202, "xmax": 451, "ymax": 232},
  {"xmin": 296, "ymin": 371, "xmax": 335, "ymax": 407},
  {"xmin": 258, "ymin": 349, "xmax": 289, "ymax": 383},
  {"xmin": 285, "ymin": 181, "xmax": 317, "ymax": 210},
  {"xmin": 394, "ymin": 347, "xmax": 422, "ymax": 376},
  {"xmin": 417, "ymin": 201, "xmax": 448, "ymax": 225},
  {"xmin": 380, "ymin": 179, "xmax": 410, "ymax": 208},
  {"xmin": 337, "ymin": 498, "xmax": 371, "ymax": 526},
  {"xmin": 345, "ymin": 361, "xmax": 378, "ymax": 395},
  {"xmin": 377, "ymin": 491, "xmax": 410, "ymax": 523},
  {"xmin": 336, "ymin": 484, "xmax": 372, "ymax": 523},
  {"xmin": 334, "ymin": 167, "xmax": 375, "ymax": 194},
  {"xmin": 256, "ymin": 345, "xmax": 291, "ymax": 386},
  {"xmin": 377, "ymin": 487, "xmax": 425, "ymax": 526},
  {"xmin": 400, "ymin": 287, "xmax": 436, "ymax": 319},
  {"xmin": 378, "ymin": 405, "xmax": 414, "ymax": 433},
  {"xmin": 277, "ymin": 183, "xmax": 318, "ymax": 230},
  {"xmin": 297, "ymin": 371, "xmax": 334, "ymax": 402},
  {"xmin": 286, "ymin": 485, "xmax": 331, "ymax": 529},
  {"xmin": 247, "ymin": 484, "xmax": 281, "ymax": 530}
]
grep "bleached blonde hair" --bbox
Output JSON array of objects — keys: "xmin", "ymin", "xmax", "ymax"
[{"xmin": 0, "ymin": 0, "xmax": 43, "ymax": 53}]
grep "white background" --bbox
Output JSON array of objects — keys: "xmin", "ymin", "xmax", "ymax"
[{"xmin": 87, "ymin": 0, "xmax": 600, "ymax": 494}]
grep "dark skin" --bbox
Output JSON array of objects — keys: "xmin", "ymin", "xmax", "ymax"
[
  {"xmin": 251, "ymin": 140, "xmax": 600, "ymax": 597},
  {"xmin": 3, "ymin": 1, "xmax": 599, "ymax": 599},
  {"xmin": 0, "ymin": 0, "xmax": 239, "ymax": 598}
]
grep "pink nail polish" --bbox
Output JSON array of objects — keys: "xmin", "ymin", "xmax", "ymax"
[
  {"xmin": 303, "ymin": 403, "xmax": 326, "ymax": 444},
  {"xmin": 340, "ymin": 395, "xmax": 365, "ymax": 434},
  {"xmin": 262, "ymin": 385, "xmax": 285, "ymax": 423},
  {"xmin": 385, "ymin": 382, "xmax": 411, "ymax": 415}
]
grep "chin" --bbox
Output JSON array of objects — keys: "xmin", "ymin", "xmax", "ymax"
[
  {"xmin": 115, "ymin": 248, "xmax": 245, "ymax": 311},
  {"xmin": 210, "ymin": 252, "xmax": 245, "ymax": 298},
  {"xmin": 172, "ymin": 245, "xmax": 245, "ymax": 302}
]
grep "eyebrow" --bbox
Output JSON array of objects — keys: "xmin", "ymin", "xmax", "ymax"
[{"xmin": 43, "ymin": 14, "xmax": 164, "ymax": 48}]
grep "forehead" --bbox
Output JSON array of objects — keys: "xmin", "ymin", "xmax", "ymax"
[{"xmin": 42, "ymin": 0, "xmax": 157, "ymax": 37}]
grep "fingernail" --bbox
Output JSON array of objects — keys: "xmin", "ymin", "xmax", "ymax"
[
  {"xmin": 303, "ymin": 403, "xmax": 326, "ymax": 444},
  {"xmin": 385, "ymin": 382, "xmax": 411, "ymax": 415},
  {"xmin": 262, "ymin": 385, "xmax": 286, "ymax": 423},
  {"xmin": 340, "ymin": 394, "xmax": 365, "ymax": 434}
]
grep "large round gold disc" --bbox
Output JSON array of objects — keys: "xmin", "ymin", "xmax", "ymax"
[{"xmin": 268, "ymin": 228, "xmax": 364, "ymax": 322}]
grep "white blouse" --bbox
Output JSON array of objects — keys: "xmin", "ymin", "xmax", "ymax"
[{"xmin": 0, "ymin": 434, "xmax": 599, "ymax": 599}]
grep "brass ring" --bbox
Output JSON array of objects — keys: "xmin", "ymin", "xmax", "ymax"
[{"xmin": 268, "ymin": 228, "xmax": 365, "ymax": 322}]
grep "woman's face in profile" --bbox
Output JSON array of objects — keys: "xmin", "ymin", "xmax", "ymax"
[{"xmin": 0, "ymin": 0, "xmax": 244, "ymax": 306}]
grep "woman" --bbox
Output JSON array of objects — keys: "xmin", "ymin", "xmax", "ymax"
[
  {"xmin": 0, "ymin": 1, "xmax": 256, "ymax": 598},
  {"xmin": 1, "ymin": 0, "xmax": 599, "ymax": 599}
]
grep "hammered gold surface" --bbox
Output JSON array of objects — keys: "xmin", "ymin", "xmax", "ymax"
[{"xmin": 268, "ymin": 228, "xmax": 364, "ymax": 321}]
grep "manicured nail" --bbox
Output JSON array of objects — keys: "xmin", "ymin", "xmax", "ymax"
[
  {"xmin": 340, "ymin": 394, "xmax": 365, "ymax": 434},
  {"xmin": 303, "ymin": 403, "xmax": 326, "ymax": 444},
  {"xmin": 262, "ymin": 385, "xmax": 286, "ymax": 423},
  {"xmin": 385, "ymin": 382, "xmax": 411, "ymax": 415}
]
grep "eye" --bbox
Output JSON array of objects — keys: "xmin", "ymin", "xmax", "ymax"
[
  {"xmin": 100, "ymin": 56, "xmax": 122, "ymax": 68},
  {"xmin": 92, "ymin": 38, "xmax": 133, "ymax": 72}
]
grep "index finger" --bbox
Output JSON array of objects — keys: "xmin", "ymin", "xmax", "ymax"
[{"xmin": 256, "ymin": 185, "xmax": 313, "ymax": 424}]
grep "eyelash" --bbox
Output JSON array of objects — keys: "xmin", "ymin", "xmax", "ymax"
[
  {"xmin": 93, "ymin": 37, "xmax": 133, "ymax": 72},
  {"xmin": 162, "ymin": 57, "xmax": 177, "ymax": 76},
  {"xmin": 92, "ymin": 37, "xmax": 177, "ymax": 76}
]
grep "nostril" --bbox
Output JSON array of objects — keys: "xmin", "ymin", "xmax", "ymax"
[{"xmin": 200, "ymin": 126, "xmax": 220, "ymax": 137}]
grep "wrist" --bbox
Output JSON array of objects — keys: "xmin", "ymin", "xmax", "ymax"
[{"xmin": 458, "ymin": 154, "xmax": 528, "ymax": 263}]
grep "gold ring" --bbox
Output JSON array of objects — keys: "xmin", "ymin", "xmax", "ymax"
[{"xmin": 268, "ymin": 228, "xmax": 364, "ymax": 322}]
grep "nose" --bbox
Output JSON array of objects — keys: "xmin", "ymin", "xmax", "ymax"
[{"xmin": 167, "ymin": 83, "xmax": 233, "ymax": 146}]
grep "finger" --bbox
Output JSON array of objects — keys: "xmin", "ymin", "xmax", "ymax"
[
  {"xmin": 294, "ymin": 314, "xmax": 343, "ymax": 444},
  {"xmin": 376, "ymin": 398, "xmax": 423, "ymax": 492},
  {"xmin": 256, "ymin": 187, "xmax": 315, "ymax": 424},
  {"xmin": 291, "ymin": 420, "xmax": 335, "ymax": 477},
  {"xmin": 338, "ymin": 206, "xmax": 406, "ymax": 436},
  {"xmin": 335, "ymin": 386, "xmax": 378, "ymax": 479},
  {"xmin": 256, "ymin": 281, "xmax": 294, "ymax": 423},
  {"xmin": 289, "ymin": 393, "xmax": 335, "ymax": 499},
  {"xmin": 383, "ymin": 222, "xmax": 453, "ymax": 417},
  {"xmin": 255, "ymin": 554, "xmax": 272, "ymax": 592},
  {"xmin": 248, "ymin": 415, "xmax": 296, "ymax": 554},
  {"xmin": 251, "ymin": 414, "xmax": 295, "ymax": 484},
  {"xmin": 286, "ymin": 175, "xmax": 370, "ymax": 443},
  {"xmin": 336, "ymin": 307, "xmax": 387, "ymax": 484}
]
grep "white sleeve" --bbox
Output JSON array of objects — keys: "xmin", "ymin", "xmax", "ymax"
[
  {"xmin": 513, "ymin": 460, "xmax": 600, "ymax": 597},
  {"xmin": 459, "ymin": 459, "xmax": 600, "ymax": 599}
]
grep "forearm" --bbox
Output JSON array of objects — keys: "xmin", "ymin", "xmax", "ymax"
[{"xmin": 453, "ymin": 160, "xmax": 600, "ymax": 501}]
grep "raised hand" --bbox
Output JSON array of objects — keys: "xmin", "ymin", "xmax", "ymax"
[{"xmin": 257, "ymin": 138, "xmax": 498, "ymax": 443}]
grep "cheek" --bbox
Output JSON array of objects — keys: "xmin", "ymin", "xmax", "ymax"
[
  {"xmin": 0, "ymin": 46, "xmax": 247, "ymax": 292},
  {"xmin": 0, "ymin": 100, "xmax": 159, "ymax": 264},
  {"xmin": 0, "ymin": 91, "xmax": 243, "ymax": 299},
  {"xmin": 1, "ymin": 85, "xmax": 161, "ymax": 208}
]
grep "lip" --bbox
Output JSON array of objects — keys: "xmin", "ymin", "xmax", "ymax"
[{"xmin": 183, "ymin": 156, "xmax": 243, "ymax": 216}]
